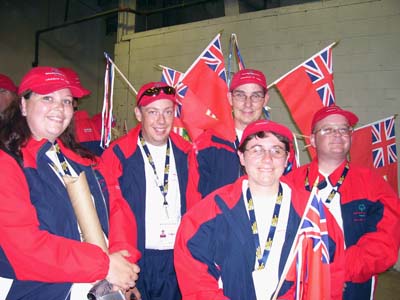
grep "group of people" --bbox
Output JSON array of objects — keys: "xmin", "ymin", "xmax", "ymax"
[{"xmin": 0, "ymin": 66, "xmax": 398, "ymax": 300}]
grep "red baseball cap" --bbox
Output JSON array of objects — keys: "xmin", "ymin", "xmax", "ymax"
[
  {"xmin": 229, "ymin": 69, "xmax": 267, "ymax": 92},
  {"xmin": 0, "ymin": 74, "xmax": 17, "ymax": 93},
  {"xmin": 311, "ymin": 105, "xmax": 359, "ymax": 132},
  {"xmin": 239, "ymin": 119, "xmax": 295, "ymax": 168},
  {"xmin": 58, "ymin": 67, "xmax": 91, "ymax": 97},
  {"xmin": 18, "ymin": 66, "xmax": 88, "ymax": 98},
  {"xmin": 136, "ymin": 81, "xmax": 176, "ymax": 107}
]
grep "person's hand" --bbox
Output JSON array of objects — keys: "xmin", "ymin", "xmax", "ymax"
[
  {"xmin": 106, "ymin": 251, "xmax": 140, "ymax": 290},
  {"xmin": 125, "ymin": 287, "xmax": 142, "ymax": 300}
]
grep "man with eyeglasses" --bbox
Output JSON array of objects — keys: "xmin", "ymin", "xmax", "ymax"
[
  {"xmin": 101, "ymin": 82, "xmax": 196, "ymax": 300},
  {"xmin": 286, "ymin": 105, "xmax": 400, "ymax": 300},
  {"xmin": 190, "ymin": 69, "xmax": 270, "ymax": 200}
]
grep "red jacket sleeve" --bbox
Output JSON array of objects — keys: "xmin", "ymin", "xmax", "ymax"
[
  {"xmin": 344, "ymin": 169, "xmax": 400, "ymax": 282},
  {"xmin": 0, "ymin": 151, "xmax": 109, "ymax": 282},
  {"xmin": 96, "ymin": 156, "xmax": 141, "ymax": 263},
  {"xmin": 174, "ymin": 196, "xmax": 229, "ymax": 300}
]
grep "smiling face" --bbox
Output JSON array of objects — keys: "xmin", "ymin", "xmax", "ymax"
[
  {"xmin": 238, "ymin": 132, "xmax": 289, "ymax": 190},
  {"xmin": 21, "ymin": 89, "xmax": 74, "ymax": 143},
  {"xmin": 134, "ymin": 99, "xmax": 175, "ymax": 146},
  {"xmin": 228, "ymin": 83, "xmax": 269, "ymax": 131},
  {"xmin": 311, "ymin": 114, "xmax": 352, "ymax": 162}
]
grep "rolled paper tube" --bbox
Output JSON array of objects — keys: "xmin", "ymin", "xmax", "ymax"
[{"xmin": 63, "ymin": 171, "xmax": 108, "ymax": 253}]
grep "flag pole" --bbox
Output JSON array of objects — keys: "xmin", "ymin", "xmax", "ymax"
[
  {"xmin": 158, "ymin": 64, "xmax": 183, "ymax": 74},
  {"xmin": 227, "ymin": 33, "xmax": 234, "ymax": 87},
  {"xmin": 154, "ymin": 64, "xmax": 164, "ymax": 71},
  {"xmin": 104, "ymin": 52, "xmax": 137, "ymax": 95},
  {"xmin": 267, "ymin": 41, "xmax": 339, "ymax": 89},
  {"xmin": 271, "ymin": 177, "xmax": 320, "ymax": 300}
]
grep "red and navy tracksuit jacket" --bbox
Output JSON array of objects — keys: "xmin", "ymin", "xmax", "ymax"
[
  {"xmin": 0, "ymin": 138, "xmax": 139, "ymax": 300},
  {"xmin": 174, "ymin": 176, "xmax": 321, "ymax": 300},
  {"xmin": 286, "ymin": 159, "xmax": 400, "ymax": 300},
  {"xmin": 190, "ymin": 129, "xmax": 241, "ymax": 199},
  {"xmin": 101, "ymin": 124, "xmax": 197, "ymax": 300},
  {"xmin": 74, "ymin": 110, "xmax": 103, "ymax": 156}
]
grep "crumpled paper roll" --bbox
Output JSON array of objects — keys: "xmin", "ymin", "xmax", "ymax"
[{"xmin": 63, "ymin": 171, "xmax": 107, "ymax": 252}]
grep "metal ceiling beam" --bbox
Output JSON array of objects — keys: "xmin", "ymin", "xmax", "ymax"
[{"xmin": 32, "ymin": 0, "xmax": 216, "ymax": 66}]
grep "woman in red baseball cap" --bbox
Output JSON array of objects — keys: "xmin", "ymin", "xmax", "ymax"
[
  {"xmin": 0, "ymin": 67, "xmax": 140, "ymax": 300},
  {"xmin": 174, "ymin": 119, "xmax": 308, "ymax": 300}
]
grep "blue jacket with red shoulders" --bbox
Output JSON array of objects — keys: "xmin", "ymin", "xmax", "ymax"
[
  {"xmin": 285, "ymin": 159, "xmax": 400, "ymax": 300},
  {"xmin": 0, "ymin": 138, "xmax": 139, "ymax": 300},
  {"xmin": 174, "ymin": 176, "xmax": 329, "ymax": 300},
  {"xmin": 189, "ymin": 129, "xmax": 241, "ymax": 199},
  {"xmin": 100, "ymin": 124, "xmax": 197, "ymax": 255},
  {"xmin": 74, "ymin": 110, "xmax": 103, "ymax": 156}
]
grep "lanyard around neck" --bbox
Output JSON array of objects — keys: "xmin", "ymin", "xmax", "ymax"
[
  {"xmin": 305, "ymin": 162, "xmax": 349, "ymax": 203},
  {"xmin": 246, "ymin": 183, "xmax": 283, "ymax": 270},
  {"xmin": 139, "ymin": 131, "xmax": 171, "ymax": 207},
  {"xmin": 50, "ymin": 141, "xmax": 72, "ymax": 176},
  {"xmin": 234, "ymin": 136, "xmax": 240, "ymax": 149}
]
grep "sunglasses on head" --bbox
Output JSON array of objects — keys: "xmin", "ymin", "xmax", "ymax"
[{"xmin": 138, "ymin": 86, "xmax": 175, "ymax": 102}]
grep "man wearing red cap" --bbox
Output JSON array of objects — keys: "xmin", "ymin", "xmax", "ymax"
[
  {"xmin": 175, "ymin": 119, "xmax": 307, "ymax": 299},
  {"xmin": 101, "ymin": 82, "xmax": 196, "ymax": 300},
  {"xmin": 286, "ymin": 105, "xmax": 400, "ymax": 300},
  {"xmin": 0, "ymin": 74, "xmax": 18, "ymax": 114},
  {"xmin": 191, "ymin": 69, "xmax": 271, "ymax": 199}
]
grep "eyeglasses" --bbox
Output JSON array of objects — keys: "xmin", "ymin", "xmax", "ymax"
[
  {"xmin": 314, "ymin": 126, "xmax": 353, "ymax": 136},
  {"xmin": 138, "ymin": 86, "xmax": 175, "ymax": 102},
  {"xmin": 245, "ymin": 145, "xmax": 287, "ymax": 159},
  {"xmin": 232, "ymin": 91, "xmax": 265, "ymax": 104}
]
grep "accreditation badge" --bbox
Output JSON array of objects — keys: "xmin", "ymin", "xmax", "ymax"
[{"xmin": 158, "ymin": 216, "xmax": 180, "ymax": 249}]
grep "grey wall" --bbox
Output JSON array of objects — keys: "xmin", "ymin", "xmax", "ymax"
[
  {"xmin": 0, "ymin": 0, "xmax": 116, "ymax": 115},
  {"xmin": 113, "ymin": 0, "xmax": 399, "ymax": 167}
]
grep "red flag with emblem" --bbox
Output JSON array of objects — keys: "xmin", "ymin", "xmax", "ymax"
[
  {"xmin": 273, "ymin": 185, "xmax": 331, "ymax": 300},
  {"xmin": 178, "ymin": 34, "xmax": 235, "ymax": 142},
  {"xmin": 181, "ymin": 60, "xmax": 235, "ymax": 142},
  {"xmin": 350, "ymin": 116, "xmax": 398, "ymax": 195},
  {"xmin": 271, "ymin": 43, "xmax": 336, "ymax": 159}
]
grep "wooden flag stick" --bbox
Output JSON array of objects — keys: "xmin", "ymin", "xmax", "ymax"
[{"xmin": 104, "ymin": 52, "xmax": 137, "ymax": 95}]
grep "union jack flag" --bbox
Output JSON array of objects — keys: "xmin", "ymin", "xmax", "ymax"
[
  {"xmin": 183, "ymin": 33, "xmax": 227, "ymax": 84},
  {"xmin": 273, "ymin": 185, "xmax": 331, "ymax": 300},
  {"xmin": 232, "ymin": 34, "xmax": 245, "ymax": 71},
  {"xmin": 201, "ymin": 35, "xmax": 226, "ymax": 82},
  {"xmin": 161, "ymin": 66, "xmax": 182, "ymax": 87},
  {"xmin": 273, "ymin": 43, "xmax": 337, "ymax": 159},
  {"xmin": 303, "ymin": 46, "xmax": 335, "ymax": 107},
  {"xmin": 288, "ymin": 191, "xmax": 331, "ymax": 300},
  {"xmin": 299, "ymin": 193, "xmax": 330, "ymax": 264},
  {"xmin": 160, "ymin": 66, "xmax": 187, "ymax": 99},
  {"xmin": 372, "ymin": 116, "xmax": 397, "ymax": 168},
  {"xmin": 227, "ymin": 33, "xmax": 246, "ymax": 87},
  {"xmin": 350, "ymin": 116, "xmax": 398, "ymax": 194},
  {"xmin": 160, "ymin": 65, "xmax": 188, "ymax": 117},
  {"xmin": 101, "ymin": 53, "xmax": 115, "ymax": 149}
]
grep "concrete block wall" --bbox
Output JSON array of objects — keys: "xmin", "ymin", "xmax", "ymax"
[
  {"xmin": 113, "ymin": 0, "xmax": 400, "ymax": 269},
  {"xmin": 114, "ymin": 0, "xmax": 399, "ymax": 166}
]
